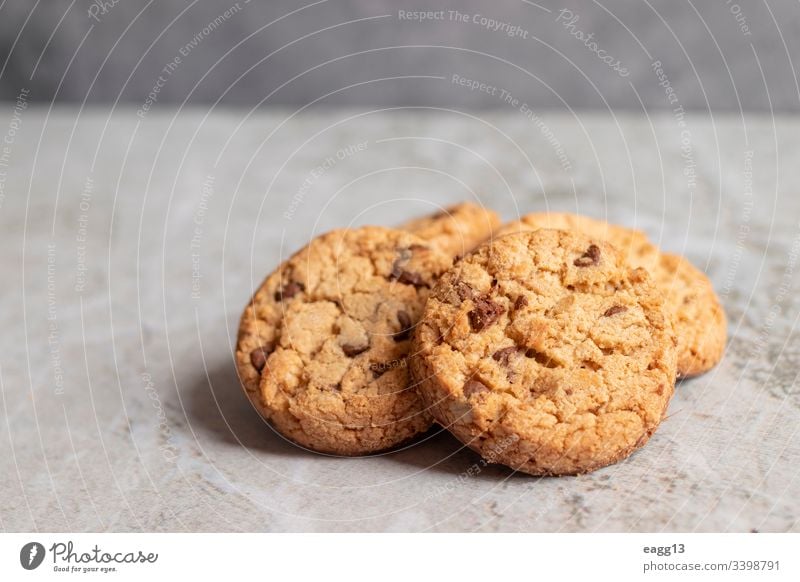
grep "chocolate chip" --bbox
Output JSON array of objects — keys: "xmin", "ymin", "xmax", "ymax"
[
  {"xmin": 573, "ymin": 244, "xmax": 601, "ymax": 267},
  {"xmin": 397, "ymin": 310, "xmax": 412, "ymax": 328},
  {"xmin": 388, "ymin": 248, "xmax": 427, "ymax": 287},
  {"xmin": 525, "ymin": 348, "xmax": 557, "ymax": 368},
  {"xmin": 342, "ymin": 341, "xmax": 370, "ymax": 357},
  {"xmin": 492, "ymin": 346, "xmax": 519, "ymax": 366},
  {"xmin": 603, "ymin": 305, "xmax": 627, "ymax": 317},
  {"xmin": 274, "ymin": 281, "xmax": 304, "ymax": 301},
  {"xmin": 393, "ymin": 310, "xmax": 413, "ymax": 341},
  {"xmin": 468, "ymin": 294, "xmax": 505, "ymax": 331},
  {"xmin": 393, "ymin": 269, "xmax": 426, "ymax": 287},
  {"xmin": 463, "ymin": 379, "xmax": 489, "ymax": 397},
  {"xmin": 250, "ymin": 342, "xmax": 276, "ymax": 372},
  {"xmin": 514, "ymin": 295, "xmax": 528, "ymax": 310},
  {"xmin": 387, "ymin": 248, "xmax": 418, "ymax": 287},
  {"xmin": 455, "ymin": 281, "xmax": 475, "ymax": 301}
]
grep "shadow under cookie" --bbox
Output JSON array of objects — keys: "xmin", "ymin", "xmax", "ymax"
[{"xmin": 186, "ymin": 358, "xmax": 309, "ymax": 457}]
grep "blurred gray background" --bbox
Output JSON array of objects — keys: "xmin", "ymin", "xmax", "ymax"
[{"xmin": 1, "ymin": 0, "xmax": 799, "ymax": 111}]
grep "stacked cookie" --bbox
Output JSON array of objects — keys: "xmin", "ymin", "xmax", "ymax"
[
  {"xmin": 235, "ymin": 204, "xmax": 498, "ymax": 455},
  {"xmin": 236, "ymin": 203, "xmax": 725, "ymax": 475}
]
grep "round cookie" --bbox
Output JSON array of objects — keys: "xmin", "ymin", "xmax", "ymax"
[
  {"xmin": 656, "ymin": 253, "xmax": 726, "ymax": 377},
  {"xmin": 497, "ymin": 213, "xmax": 726, "ymax": 377},
  {"xmin": 401, "ymin": 202, "xmax": 500, "ymax": 257},
  {"xmin": 411, "ymin": 229, "xmax": 678, "ymax": 475},
  {"xmin": 236, "ymin": 226, "xmax": 452, "ymax": 455}
]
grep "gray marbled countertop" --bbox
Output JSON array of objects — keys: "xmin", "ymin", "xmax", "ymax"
[{"xmin": 1, "ymin": 107, "xmax": 798, "ymax": 532}]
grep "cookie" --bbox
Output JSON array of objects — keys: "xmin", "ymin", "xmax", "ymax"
[
  {"xmin": 498, "ymin": 212, "xmax": 656, "ymax": 260},
  {"xmin": 655, "ymin": 253, "xmax": 726, "ymax": 377},
  {"xmin": 411, "ymin": 229, "xmax": 678, "ymax": 475},
  {"xmin": 497, "ymin": 213, "xmax": 726, "ymax": 377},
  {"xmin": 236, "ymin": 226, "xmax": 452, "ymax": 455},
  {"xmin": 401, "ymin": 202, "xmax": 500, "ymax": 257}
]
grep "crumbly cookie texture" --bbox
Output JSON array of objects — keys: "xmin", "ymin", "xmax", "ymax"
[
  {"xmin": 411, "ymin": 229, "xmax": 678, "ymax": 476},
  {"xmin": 236, "ymin": 226, "xmax": 452, "ymax": 455},
  {"xmin": 401, "ymin": 202, "xmax": 500, "ymax": 257},
  {"xmin": 497, "ymin": 212, "xmax": 726, "ymax": 377}
]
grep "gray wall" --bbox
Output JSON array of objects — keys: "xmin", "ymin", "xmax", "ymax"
[{"xmin": 1, "ymin": 0, "xmax": 799, "ymax": 111}]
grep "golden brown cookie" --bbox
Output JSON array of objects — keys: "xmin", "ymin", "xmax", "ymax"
[
  {"xmin": 401, "ymin": 202, "xmax": 500, "ymax": 257},
  {"xmin": 655, "ymin": 253, "xmax": 726, "ymax": 377},
  {"xmin": 497, "ymin": 213, "xmax": 726, "ymax": 377},
  {"xmin": 411, "ymin": 229, "xmax": 678, "ymax": 475},
  {"xmin": 236, "ymin": 226, "xmax": 452, "ymax": 455}
]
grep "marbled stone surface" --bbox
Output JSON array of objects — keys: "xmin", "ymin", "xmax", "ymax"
[{"xmin": 1, "ymin": 107, "xmax": 798, "ymax": 532}]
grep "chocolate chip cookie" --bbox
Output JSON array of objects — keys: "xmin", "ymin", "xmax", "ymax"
[
  {"xmin": 236, "ymin": 226, "xmax": 452, "ymax": 455},
  {"xmin": 655, "ymin": 252, "xmax": 726, "ymax": 377},
  {"xmin": 401, "ymin": 202, "xmax": 500, "ymax": 257},
  {"xmin": 497, "ymin": 213, "xmax": 726, "ymax": 377},
  {"xmin": 411, "ymin": 229, "xmax": 678, "ymax": 475}
]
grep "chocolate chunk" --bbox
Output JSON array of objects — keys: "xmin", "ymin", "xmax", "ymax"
[
  {"xmin": 250, "ymin": 342, "xmax": 276, "ymax": 372},
  {"xmin": 603, "ymin": 305, "xmax": 628, "ymax": 317},
  {"xmin": 393, "ymin": 310, "xmax": 413, "ymax": 341},
  {"xmin": 492, "ymin": 346, "xmax": 519, "ymax": 366},
  {"xmin": 397, "ymin": 310, "xmax": 412, "ymax": 328},
  {"xmin": 525, "ymin": 348, "xmax": 557, "ymax": 368},
  {"xmin": 463, "ymin": 379, "xmax": 489, "ymax": 397},
  {"xmin": 388, "ymin": 248, "xmax": 417, "ymax": 286},
  {"xmin": 389, "ymin": 248, "xmax": 427, "ymax": 287},
  {"xmin": 274, "ymin": 281, "xmax": 304, "ymax": 301},
  {"xmin": 342, "ymin": 340, "xmax": 370, "ymax": 357},
  {"xmin": 394, "ymin": 269, "xmax": 426, "ymax": 287},
  {"xmin": 455, "ymin": 281, "xmax": 475, "ymax": 301},
  {"xmin": 468, "ymin": 294, "xmax": 505, "ymax": 331},
  {"xmin": 573, "ymin": 244, "xmax": 601, "ymax": 267},
  {"xmin": 514, "ymin": 295, "xmax": 528, "ymax": 310}
]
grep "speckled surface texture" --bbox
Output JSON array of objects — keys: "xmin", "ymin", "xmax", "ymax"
[{"xmin": 1, "ymin": 107, "xmax": 798, "ymax": 532}]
